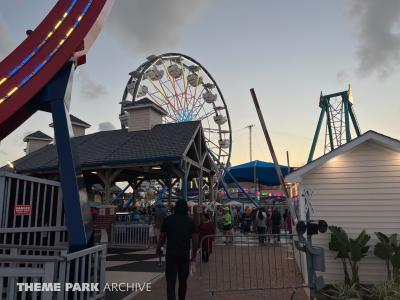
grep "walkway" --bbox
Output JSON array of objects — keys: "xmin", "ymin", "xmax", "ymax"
[
  {"xmin": 132, "ymin": 236, "xmax": 309, "ymax": 300},
  {"xmin": 105, "ymin": 247, "xmax": 164, "ymax": 300}
]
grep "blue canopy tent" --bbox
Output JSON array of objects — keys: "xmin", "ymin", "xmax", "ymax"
[{"xmin": 224, "ymin": 160, "xmax": 289, "ymax": 186}]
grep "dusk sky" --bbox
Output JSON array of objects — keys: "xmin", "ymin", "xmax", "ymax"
[{"xmin": 1, "ymin": 0, "xmax": 400, "ymax": 167}]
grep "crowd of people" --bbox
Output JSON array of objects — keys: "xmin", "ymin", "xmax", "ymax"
[
  {"xmin": 107, "ymin": 201, "xmax": 293, "ymax": 300},
  {"xmin": 218, "ymin": 204, "xmax": 293, "ymax": 244}
]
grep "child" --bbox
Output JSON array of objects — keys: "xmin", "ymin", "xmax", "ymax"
[
  {"xmin": 148, "ymin": 217, "xmax": 156, "ymax": 248},
  {"xmin": 198, "ymin": 213, "xmax": 215, "ymax": 262}
]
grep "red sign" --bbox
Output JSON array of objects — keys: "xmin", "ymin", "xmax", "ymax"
[{"xmin": 14, "ymin": 205, "xmax": 32, "ymax": 216}]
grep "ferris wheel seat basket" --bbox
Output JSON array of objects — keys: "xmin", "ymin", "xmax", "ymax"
[
  {"xmin": 203, "ymin": 91, "xmax": 217, "ymax": 103},
  {"xmin": 214, "ymin": 115, "xmax": 227, "ymax": 125},
  {"xmin": 219, "ymin": 139, "xmax": 230, "ymax": 148},
  {"xmin": 145, "ymin": 68, "xmax": 164, "ymax": 81},
  {"xmin": 187, "ymin": 73, "xmax": 201, "ymax": 87},
  {"xmin": 167, "ymin": 64, "xmax": 182, "ymax": 79}
]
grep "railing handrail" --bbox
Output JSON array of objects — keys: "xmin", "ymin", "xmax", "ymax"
[
  {"xmin": 0, "ymin": 226, "xmax": 67, "ymax": 233},
  {"xmin": 112, "ymin": 223, "xmax": 149, "ymax": 227},
  {"xmin": 0, "ymin": 244, "xmax": 68, "ymax": 250},
  {"xmin": 0, "ymin": 171, "xmax": 60, "ymax": 186},
  {"xmin": 0, "ymin": 267, "xmax": 46, "ymax": 277},
  {"xmin": 0, "ymin": 254, "xmax": 64, "ymax": 262},
  {"xmin": 64, "ymin": 244, "xmax": 106, "ymax": 261}
]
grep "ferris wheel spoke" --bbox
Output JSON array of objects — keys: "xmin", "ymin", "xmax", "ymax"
[
  {"xmin": 188, "ymin": 88, "xmax": 205, "ymax": 118},
  {"xmin": 204, "ymin": 137, "xmax": 229, "ymax": 157},
  {"xmin": 160, "ymin": 60, "xmax": 182, "ymax": 108},
  {"xmin": 191, "ymin": 88, "xmax": 205, "ymax": 109},
  {"xmin": 158, "ymin": 78, "xmax": 185, "ymax": 114},
  {"xmin": 147, "ymin": 79, "xmax": 178, "ymax": 112},
  {"xmin": 192, "ymin": 94, "xmax": 210, "ymax": 118},
  {"xmin": 197, "ymin": 109, "xmax": 216, "ymax": 121},
  {"xmin": 193, "ymin": 102, "xmax": 214, "ymax": 120},
  {"xmin": 173, "ymin": 77, "xmax": 186, "ymax": 107},
  {"xmin": 203, "ymin": 127, "xmax": 223, "ymax": 133},
  {"xmin": 191, "ymin": 69, "xmax": 201, "ymax": 109},
  {"xmin": 148, "ymin": 79, "xmax": 182, "ymax": 122}
]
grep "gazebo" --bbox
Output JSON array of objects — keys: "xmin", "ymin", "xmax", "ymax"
[{"xmin": 8, "ymin": 120, "xmax": 214, "ymax": 204}]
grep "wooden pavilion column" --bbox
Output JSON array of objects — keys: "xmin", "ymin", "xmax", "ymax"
[
  {"xmin": 97, "ymin": 169, "xmax": 122, "ymax": 203},
  {"xmin": 167, "ymin": 177, "xmax": 172, "ymax": 206},
  {"xmin": 208, "ymin": 175, "xmax": 215, "ymax": 202},
  {"xmin": 181, "ymin": 161, "xmax": 191, "ymax": 201}
]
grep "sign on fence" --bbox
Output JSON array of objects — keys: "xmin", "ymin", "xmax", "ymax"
[{"xmin": 14, "ymin": 204, "xmax": 32, "ymax": 216}]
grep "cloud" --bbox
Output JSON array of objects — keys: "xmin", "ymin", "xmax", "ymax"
[
  {"xmin": 349, "ymin": 0, "xmax": 400, "ymax": 78},
  {"xmin": 98, "ymin": 122, "xmax": 116, "ymax": 131},
  {"xmin": 336, "ymin": 70, "xmax": 350, "ymax": 85},
  {"xmin": 77, "ymin": 70, "xmax": 108, "ymax": 100},
  {"xmin": 0, "ymin": 15, "xmax": 12, "ymax": 59},
  {"xmin": 105, "ymin": 0, "xmax": 208, "ymax": 54}
]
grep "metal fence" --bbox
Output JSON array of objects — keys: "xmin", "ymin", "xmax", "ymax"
[
  {"xmin": 110, "ymin": 223, "xmax": 149, "ymax": 249},
  {"xmin": 0, "ymin": 244, "xmax": 106, "ymax": 300},
  {"xmin": 0, "ymin": 172, "xmax": 68, "ymax": 247},
  {"xmin": 199, "ymin": 233, "xmax": 307, "ymax": 299}
]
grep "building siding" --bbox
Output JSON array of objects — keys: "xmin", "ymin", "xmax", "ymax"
[
  {"xmin": 26, "ymin": 140, "xmax": 51, "ymax": 154},
  {"xmin": 300, "ymin": 141, "xmax": 400, "ymax": 283},
  {"xmin": 129, "ymin": 108, "xmax": 151, "ymax": 131}
]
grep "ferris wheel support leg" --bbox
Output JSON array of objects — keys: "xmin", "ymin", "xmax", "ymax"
[{"xmin": 36, "ymin": 61, "xmax": 87, "ymax": 252}]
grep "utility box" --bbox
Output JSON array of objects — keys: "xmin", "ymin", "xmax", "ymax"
[{"xmin": 311, "ymin": 246, "xmax": 325, "ymax": 272}]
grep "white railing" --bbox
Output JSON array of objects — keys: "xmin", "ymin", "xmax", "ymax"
[
  {"xmin": 61, "ymin": 244, "xmax": 107, "ymax": 300},
  {"xmin": 0, "ymin": 172, "xmax": 67, "ymax": 247},
  {"xmin": 0, "ymin": 244, "xmax": 106, "ymax": 300},
  {"xmin": 111, "ymin": 223, "xmax": 149, "ymax": 249},
  {"xmin": 0, "ymin": 255, "xmax": 63, "ymax": 300}
]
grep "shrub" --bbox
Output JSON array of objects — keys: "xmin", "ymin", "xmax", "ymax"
[
  {"xmin": 329, "ymin": 226, "xmax": 370, "ymax": 286},
  {"xmin": 365, "ymin": 280, "xmax": 400, "ymax": 300},
  {"xmin": 323, "ymin": 283, "xmax": 361, "ymax": 300},
  {"xmin": 374, "ymin": 232, "xmax": 400, "ymax": 282}
]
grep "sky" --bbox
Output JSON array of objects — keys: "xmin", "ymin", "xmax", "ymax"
[{"xmin": 0, "ymin": 0, "xmax": 400, "ymax": 167}]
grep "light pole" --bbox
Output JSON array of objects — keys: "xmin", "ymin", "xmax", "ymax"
[{"xmin": 245, "ymin": 124, "xmax": 255, "ymax": 162}]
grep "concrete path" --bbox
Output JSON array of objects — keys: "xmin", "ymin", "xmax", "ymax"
[
  {"xmin": 105, "ymin": 247, "xmax": 164, "ymax": 300},
  {"xmin": 132, "ymin": 235, "xmax": 309, "ymax": 300}
]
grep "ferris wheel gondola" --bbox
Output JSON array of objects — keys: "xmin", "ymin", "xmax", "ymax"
[{"xmin": 119, "ymin": 53, "xmax": 232, "ymax": 167}]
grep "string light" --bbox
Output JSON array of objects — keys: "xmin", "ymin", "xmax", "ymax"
[{"xmin": 0, "ymin": 0, "xmax": 93, "ymax": 105}]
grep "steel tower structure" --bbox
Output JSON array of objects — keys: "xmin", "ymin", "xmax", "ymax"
[{"xmin": 308, "ymin": 85, "xmax": 361, "ymax": 163}]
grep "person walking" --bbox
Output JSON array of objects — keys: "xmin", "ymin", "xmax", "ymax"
[
  {"xmin": 255, "ymin": 208, "xmax": 267, "ymax": 244},
  {"xmin": 223, "ymin": 207, "xmax": 233, "ymax": 243},
  {"xmin": 154, "ymin": 204, "xmax": 167, "ymax": 240},
  {"xmin": 243, "ymin": 206, "xmax": 252, "ymax": 234},
  {"xmin": 271, "ymin": 207, "xmax": 282, "ymax": 242},
  {"xmin": 198, "ymin": 213, "xmax": 215, "ymax": 262},
  {"xmin": 284, "ymin": 209, "xmax": 292, "ymax": 235},
  {"xmin": 157, "ymin": 200, "xmax": 198, "ymax": 300},
  {"xmin": 148, "ymin": 216, "xmax": 156, "ymax": 248}
]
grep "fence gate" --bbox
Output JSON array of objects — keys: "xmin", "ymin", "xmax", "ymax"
[
  {"xmin": 110, "ymin": 223, "xmax": 149, "ymax": 249},
  {"xmin": 199, "ymin": 234, "xmax": 308, "ymax": 300}
]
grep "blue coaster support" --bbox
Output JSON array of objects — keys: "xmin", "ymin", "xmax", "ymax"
[{"xmin": 36, "ymin": 60, "xmax": 87, "ymax": 251}]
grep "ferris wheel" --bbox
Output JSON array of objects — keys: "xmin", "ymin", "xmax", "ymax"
[{"xmin": 119, "ymin": 53, "xmax": 232, "ymax": 167}]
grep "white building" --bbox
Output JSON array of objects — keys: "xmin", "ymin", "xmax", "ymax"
[{"xmin": 286, "ymin": 130, "xmax": 400, "ymax": 284}]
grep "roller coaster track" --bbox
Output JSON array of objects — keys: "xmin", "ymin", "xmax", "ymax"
[{"xmin": 0, "ymin": 0, "xmax": 113, "ymax": 140}]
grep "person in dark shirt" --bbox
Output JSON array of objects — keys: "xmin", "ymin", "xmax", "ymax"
[
  {"xmin": 271, "ymin": 208, "xmax": 282, "ymax": 242},
  {"xmin": 157, "ymin": 199, "xmax": 198, "ymax": 300}
]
